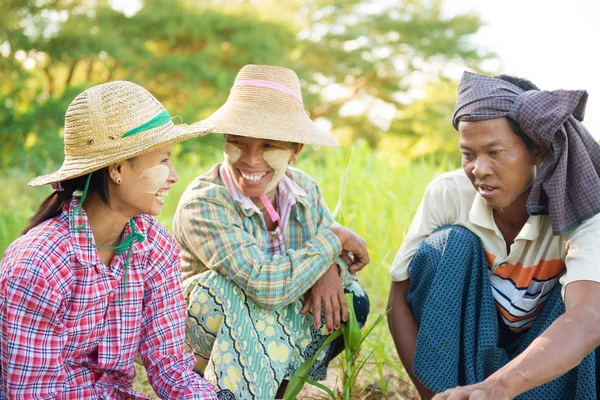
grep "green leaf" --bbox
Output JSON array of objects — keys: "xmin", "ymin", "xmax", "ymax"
[
  {"xmin": 302, "ymin": 377, "xmax": 337, "ymax": 399},
  {"xmin": 283, "ymin": 329, "xmax": 342, "ymax": 400}
]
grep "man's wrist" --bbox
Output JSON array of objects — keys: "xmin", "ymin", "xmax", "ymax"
[{"xmin": 484, "ymin": 372, "xmax": 517, "ymax": 398}]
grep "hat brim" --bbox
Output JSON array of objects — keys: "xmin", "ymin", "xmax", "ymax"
[
  {"xmin": 28, "ymin": 121, "xmax": 214, "ymax": 187},
  {"xmin": 202, "ymin": 101, "xmax": 339, "ymax": 147}
]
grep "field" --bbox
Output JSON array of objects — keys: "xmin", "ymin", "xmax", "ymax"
[{"xmin": 0, "ymin": 142, "xmax": 455, "ymax": 399}]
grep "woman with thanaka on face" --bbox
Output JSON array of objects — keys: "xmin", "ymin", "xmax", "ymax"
[
  {"xmin": 388, "ymin": 72, "xmax": 600, "ymax": 399},
  {"xmin": 0, "ymin": 82, "xmax": 217, "ymax": 399},
  {"xmin": 173, "ymin": 64, "xmax": 370, "ymax": 399}
]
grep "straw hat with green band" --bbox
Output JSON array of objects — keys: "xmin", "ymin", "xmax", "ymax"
[
  {"xmin": 27, "ymin": 80, "xmax": 214, "ymax": 304},
  {"xmin": 29, "ymin": 80, "xmax": 214, "ymax": 187}
]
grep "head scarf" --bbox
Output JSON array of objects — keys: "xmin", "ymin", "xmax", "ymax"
[{"xmin": 452, "ymin": 71, "xmax": 600, "ymax": 235}]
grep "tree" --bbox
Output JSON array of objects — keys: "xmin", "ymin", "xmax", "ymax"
[
  {"xmin": 0, "ymin": 0, "xmax": 489, "ymax": 174},
  {"xmin": 380, "ymin": 77, "xmax": 463, "ymax": 166}
]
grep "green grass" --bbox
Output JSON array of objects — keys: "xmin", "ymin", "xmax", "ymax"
[{"xmin": 0, "ymin": 142, "xmax": 454, "ymax": 398}]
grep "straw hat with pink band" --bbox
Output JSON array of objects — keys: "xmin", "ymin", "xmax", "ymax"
[
  {"xmin": 203, "ymin": 64, "xmax": 340, "ymax": 147},
  {"xmin": 204, "ymin": 64, "xmax": 340, "ymax": 225}
]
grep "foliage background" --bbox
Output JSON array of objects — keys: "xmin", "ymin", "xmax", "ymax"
[
  {"xmin": 0, "ymin": 0, "xmax": 493, "ymax": 397},
  {"xmin": 0, "ymin": 0, "xmax": 491, "ymax": 174}
]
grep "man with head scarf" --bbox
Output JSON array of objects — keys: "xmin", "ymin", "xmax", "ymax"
[{"xmin": 387, "ymin": 71, "xmax": 600, "ymax": 399}]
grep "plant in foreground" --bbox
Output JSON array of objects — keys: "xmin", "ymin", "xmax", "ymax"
[{"xmin": 284, "ymin": 293, "xmax": 385, "ymax": 400}]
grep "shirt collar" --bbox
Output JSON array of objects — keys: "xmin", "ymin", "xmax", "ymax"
[
  {"xmin": 219, "ymin": 162, "xmax": 307, "ymax": 212},
  {"xmin": 468, "ymin": 193, "xmax": 542, "ymax": 241},
  {"xmin": 66, "ymin": 197, "xmax": 151, "ymax": 267}
]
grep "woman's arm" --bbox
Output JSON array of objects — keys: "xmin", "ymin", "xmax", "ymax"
[
  {"xmin": 314, "ymin": 184, "xmax": 369, "ymax": 274},
  {"xmin": 1, "ymin": 274, "xmax": 67, "ymax": 398},
  {"xmin": 175, "ymin": 197, "xmax": 343, "ymax": 310},
  {"xmin": 138, "ymin": 243, "xmax": 217, "ymax": 400}
]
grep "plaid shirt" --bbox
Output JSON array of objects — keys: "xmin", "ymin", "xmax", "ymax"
[
  {"xmin": 0, "ymin": 198, "xmax": 216, "ymax": 399},
  {"xmin": 219, "ymin": 163, "xmax": 303, "ymax": 257},
  {"xmin": 173, "ymin": 164, "xmax": 353, "ymax": 310}
]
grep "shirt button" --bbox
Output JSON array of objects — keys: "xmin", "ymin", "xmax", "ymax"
[{"xmin": 499, "ymin": 262, "xmax": 508, "ymax": 267}]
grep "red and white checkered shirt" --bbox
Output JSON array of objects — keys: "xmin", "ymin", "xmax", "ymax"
[{"xmin": 0, "ymin": 197, "xmax": 216, "ymax": 399}]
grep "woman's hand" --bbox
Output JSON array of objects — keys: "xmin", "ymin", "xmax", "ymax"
[
  {"xmin": 329, "ymin": 224, "xmax": 370, "ymax": 273},
  {"xmin": 301, "ymin": 265, "xmax": 348, "ymax": 332}
]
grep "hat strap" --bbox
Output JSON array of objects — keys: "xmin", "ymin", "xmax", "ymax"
[
  {"xmin": 122, "ymin": 110, "xmax": 172, "ymax": 138},
  {"xmin": 235, "ymin": 79, "xmax": 302, "ymax": 104},
  {"xmin": 72, "ymin": 172, "xmax": 145, "ymax": 304}
]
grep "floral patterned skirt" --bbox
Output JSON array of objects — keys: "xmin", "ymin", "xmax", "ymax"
[{"xmin": 184, "ymin": 271, "xmax": 369, "ymax": 400}]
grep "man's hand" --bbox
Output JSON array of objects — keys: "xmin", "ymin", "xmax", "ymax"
[
  {"xmin": 329, "ymin": 224, "xmax": 369, "ymax": 273},
  {"xmin": 433, "ymin": 381, "xmax": 510, "ymax": 400},
  {"xmin": 301, "ymin": 265, "xmax": 348, "ymax": 332}
]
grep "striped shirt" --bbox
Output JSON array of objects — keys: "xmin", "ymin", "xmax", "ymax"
[
  {"xmin": 173, "ymin": 164, "xmax": 354, "ymax": 310},
  {"xmin": 390, "ymin": 170, "xmax": 600, "ymax": 330},
  {"xmin": 0, "ymin": 198, "xmax": 216, "ymax": 399}
]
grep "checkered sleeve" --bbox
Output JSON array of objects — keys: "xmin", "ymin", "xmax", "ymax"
[
  {"xmin": 1, "ymin": 273, "xmax": 67, "ymax": 398},
  {"xmin": 138, "ymin": 225, "xmax": 217, "ymax": 400},
  {"xmin": 314, "ymin": 184, "xmax": 357, "ymax": 287},
  {"xmin": 176, "ymin": 195, "xmax": 343, "ymax": 310}
]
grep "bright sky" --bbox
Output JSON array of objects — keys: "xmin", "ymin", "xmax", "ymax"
[{"xmin": 442, "ymin": 0, "xmax": 600, "ymax": 137}]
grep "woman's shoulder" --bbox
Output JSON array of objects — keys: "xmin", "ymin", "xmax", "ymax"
[
  {"xmin": 176, "ymin": 164, "xmax": 240, "ymax": 217},
  {"xmin": 136, "ymin": 214, "xmax": 178, "ymax": 254},
  {"xmin": 1, "ymin": 216, "xmax": 73, "ymax": 286},
  {"xmin": 285, "ymin": 167, "xmax": 319, "ymax": 191},
  {"xmin": 179, "ymin": 164, "xmax": 231, "ymax": 202}
]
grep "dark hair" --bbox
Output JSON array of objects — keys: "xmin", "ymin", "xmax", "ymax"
[
  {"xmin": 23, "ymin": 168, "xmax": 111, "ymax": 234},
  {"xmin": 494, "ymin": 74, "xmax": 540, "ymax": 150}
]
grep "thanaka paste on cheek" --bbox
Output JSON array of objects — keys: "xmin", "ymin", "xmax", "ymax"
[
  {"xmin": 137, "ymin": 165, "xmax": 169, "ymax": 194},
  {"xmin": 263, "ymin": 149, "xmax": 292, "ymax": 194},
  {"xmin": 223, "ymin": 142, "xmax": 242, "ymax": 168}
]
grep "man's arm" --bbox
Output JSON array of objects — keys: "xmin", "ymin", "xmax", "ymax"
[
  {"xmin": 434, "ymin": 280, "xmax": 600, "ymax": 399},
  {"xmin": 388, "ymin": 280, "xmax": 435, "ymax": 399}
]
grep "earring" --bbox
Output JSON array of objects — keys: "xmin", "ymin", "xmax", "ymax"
[{"xmin": 115, "ymin": 177, "xmax": 122, "ymax": 184}]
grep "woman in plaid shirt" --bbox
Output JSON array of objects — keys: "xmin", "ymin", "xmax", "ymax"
[
  {"xmin": 0, "ymin": 82, "xmax": 217, "ymax": 399},
  {"xmin": 174, "ymin": 65, "xmax": 371, "ymax": 399}
]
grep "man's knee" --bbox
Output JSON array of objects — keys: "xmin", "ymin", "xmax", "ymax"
[{"xmin": 410, "ymin": 225, "xmax": 482, "ymax": 279}]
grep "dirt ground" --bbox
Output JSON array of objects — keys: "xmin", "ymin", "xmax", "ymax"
[
  {"xmin": 298, "ymin": 363, "xmax": 419, "ymax": 399},
  {"xmin": 134, "ymin": 361, "xmax": 419, "ymax": 399}
]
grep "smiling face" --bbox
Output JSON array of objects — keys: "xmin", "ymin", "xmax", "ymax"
[
  {"xmin": 109, "ymin": 144, "xmax": 178, "ymax": 216},
  {"xmin": 223, "ymin": 135, "xmax": 303, "ymax": 199},
  {"xmin": 459, "ymin": 118, "xmax": 544, "ymax": 216}
]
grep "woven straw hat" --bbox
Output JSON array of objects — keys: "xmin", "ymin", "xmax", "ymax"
[
  {"xmin": 203, "ymin": 64, "xmax": 339, "ymax": 147},
  {"xmin": 29, "ymin": 81, "xmax": 214, "ymax": 187}
]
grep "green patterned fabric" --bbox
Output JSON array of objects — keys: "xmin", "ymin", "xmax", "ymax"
[
  {"xmin": 184, "ymin": 272, "xmax": 367, "ymax": 399},
  {"xmin": 173, "ymin": 164, "xmax": 367, "ymax": 399},
  {"xmin": 173, "ymin": 164, "xmax": 353, "ymax": 307}
]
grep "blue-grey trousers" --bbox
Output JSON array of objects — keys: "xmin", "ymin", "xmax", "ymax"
[{"xmin": 407, "ymin": 226, "xmax": 599, "ymax": 399}]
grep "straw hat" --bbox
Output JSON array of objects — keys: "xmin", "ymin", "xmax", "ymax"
[
  {"xmin": 203, "ymin": 64, "xmax": 339, "ymax": 147},
  {"xmin": 29, "ymin": 81, "xmax": 214, "ymax": 187}
]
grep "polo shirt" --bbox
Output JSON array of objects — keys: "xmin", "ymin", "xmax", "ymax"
[{"xmin": 390, "ymin": 169, "xmax": 600, "ymax": 330}]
